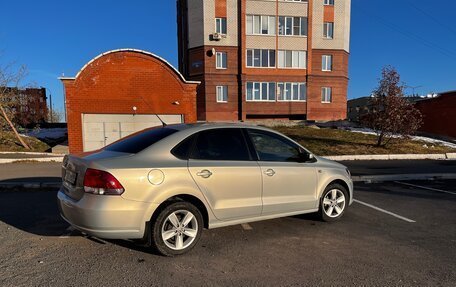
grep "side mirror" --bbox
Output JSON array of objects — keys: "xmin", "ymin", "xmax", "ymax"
[{"xmin": 298, "ymin": 151, "xmax": 315, "ymax": 163}]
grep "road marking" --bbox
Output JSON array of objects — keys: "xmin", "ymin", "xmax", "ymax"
[
  {"xmin": 241, "ymin": 223, "xmax": 253, "ymax": 230},
  {"xmin": 353, "ymin": 199, "xmax": 416, "ymax": 223},
  {"xmin": 394, "ymin": 181, "xmax": 456, "ymax": 195},
  {"xmin": 59, "ymin": 226, "xmax": 75, "ymax": 238}
]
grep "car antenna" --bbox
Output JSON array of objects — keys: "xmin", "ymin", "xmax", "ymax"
[
  {"xmin": 134, "ymin": 93, "xmax": 168, "ymax": 127},
  {"xmin": 155, "ymin": 114, "xmax": 167, "ymax": 127}
]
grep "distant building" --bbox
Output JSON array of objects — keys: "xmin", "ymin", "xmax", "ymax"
[
  {"xmin": 2, "ymin": 87, "xmax": 48, "ymax": 127},
  {"xmin": 347, "ymin": 95, "xmax": 422, "ymax": 123},
  {"xmin": 177, "ymin": 0, "xmax": 351, "ymax": 121},
  {"xmin": 415, "ymin": 90, "xmax": 456, "ymax": 139}
]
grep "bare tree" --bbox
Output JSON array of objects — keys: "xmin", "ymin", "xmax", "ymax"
[
  {"xmin": 361, "ymin": 66, "xmax": 422, "ymax": 147},
  {"xmin": 0, "ymin": 60, "xmax": 30, "ymax": 149},
  {"xmin": 48, "ymin": 108, "xmax": 63, "ymax": 123}
]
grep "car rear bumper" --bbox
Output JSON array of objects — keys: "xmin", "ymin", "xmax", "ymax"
[{"xmin": 57, "ymin": 189, "xmax": 158, "ymax": 239}]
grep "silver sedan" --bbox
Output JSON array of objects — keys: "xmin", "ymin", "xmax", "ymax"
[{"xmin": 57, "ymin": 123, "xmax": 353, "ymax": 256}]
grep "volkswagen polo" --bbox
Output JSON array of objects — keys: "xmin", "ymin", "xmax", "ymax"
[{"xmin": 57, "ymin": 123, "xmax": 353, "ymax": 256}]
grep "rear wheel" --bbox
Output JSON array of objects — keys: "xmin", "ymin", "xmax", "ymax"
[
  {"xmin": 150, "ymin": 202, "xmax": 203, "ymax": 256},
  {"xmin": 319, "ymin": 184, "xmax": 348, "ymax": 222}
]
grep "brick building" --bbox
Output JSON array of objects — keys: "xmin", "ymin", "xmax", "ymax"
[
  {"xmin": 1, "ymin": 87, "xmax": 48, "ymax": 127},
  {"xmin": 177, "ymin": 0, "xmax": 351, "ymax": 121},
  {"xmin": 60, "ymin": 49, "xmax": 199, "ymax": 153},
  {"xmin": 415, "ymin": 91, "xmax": 456, "ymax": 139}
]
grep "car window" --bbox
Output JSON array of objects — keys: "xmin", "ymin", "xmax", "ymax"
[
  {"xmin": 104, "ymin": 127, "xmax": 178, "ymax": 153},
  {"xmin": 171, "ymin": 134, "xmax": 196, "ymax": 160},
  {"xmin": 191, "ymin": 128, "xmax": 251, "ymax": 161},
  {"xmin": 247, "ymin": 129, "xmax": 301, "ymax": 162}
]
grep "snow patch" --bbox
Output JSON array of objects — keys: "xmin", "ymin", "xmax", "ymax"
[{"xmin": 346, "ymin": 128, "xmax": 456, "ymax": 149}]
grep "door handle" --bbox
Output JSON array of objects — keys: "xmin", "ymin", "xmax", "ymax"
[
  {"xmin": 196, "ymin": 170, "xmax": 213, "ymax": 178},
  {"xmin": 264, "ymin": 169, "xmax": 275, "ymax": 177}
]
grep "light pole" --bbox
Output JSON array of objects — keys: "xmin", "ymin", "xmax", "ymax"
[{"xmin": 46, "ymin": 87, "xmax": 54, "ymax": 123}]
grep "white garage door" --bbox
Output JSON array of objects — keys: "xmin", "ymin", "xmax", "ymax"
[{"xmin": 82, "ymin": 114, "xmax": 183, "ymax": 152}]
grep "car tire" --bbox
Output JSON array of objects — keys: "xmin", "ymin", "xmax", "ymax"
[
  {"xmin": 318, "ymin": 183, "xmax": 349, "ymax": 222},
  {"xmin": 150, "ymin": 201, "xmax": 203, "ymax": 256}
]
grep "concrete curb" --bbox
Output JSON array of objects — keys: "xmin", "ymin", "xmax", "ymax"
[
  {"xmin": 352, "ymin": 173, "xmax": 456, "ymax": 183},
  {"xmin": 0, "ymin": 157, "xmax": 64, "ymax": 164},
  {"xmin": 324, "ymin": 153, "xmax": 453, "ymax": 161},
  {"xmin": 0, "ymin": 151, "xmax": 65, "ymax": 156}
]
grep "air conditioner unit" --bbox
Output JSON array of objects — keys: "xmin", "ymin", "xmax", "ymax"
[{"xmin": 212, "ymin": 33, "xmax": 223, "ymax": 41}]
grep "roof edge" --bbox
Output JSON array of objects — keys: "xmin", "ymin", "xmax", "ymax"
[{"xmin": 62, "ymin": 48, "xmax": 200, "ymax": 85}]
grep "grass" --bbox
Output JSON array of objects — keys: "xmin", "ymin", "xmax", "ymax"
[
  {"xmin": 0, "ymin": 131, "xmax": 50, "ymax": 152},
  {"xmin": 273, "ymin": 126, "xmax": 456, "ymax": 156}
]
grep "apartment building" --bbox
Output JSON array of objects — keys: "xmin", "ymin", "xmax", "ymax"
[{"xmin": 177, "ymin": 0, "xmax": 351, "ymax": 121}]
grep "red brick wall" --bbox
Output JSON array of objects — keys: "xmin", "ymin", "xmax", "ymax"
[
  {"xmin": 307, "ymin": 49, "xmax": 349, "ymax": 121},
  {"xmin": 415, "ymin": 92, "xmax": 456, "ymax": 138},
  {"xmin": 62, "ymin": 50, "xmax": 198, "ymax": 154}
]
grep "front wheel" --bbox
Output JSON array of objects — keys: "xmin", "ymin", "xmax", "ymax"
[
  {"xmin": 150, "ymin": 202, "xmax": 203, "ymax": 256},
  {"xmin": 319, "ymin": 184, "xmax": 348, "ymax": 222}
]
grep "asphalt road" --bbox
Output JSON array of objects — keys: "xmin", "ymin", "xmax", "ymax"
[
  {"xmin": 341, "ymin": 159, "xmax": 456, "ymax": 176},
  {"xmin": 0, "ymin": 180, "xmax": 455, "ymax": 286},
  {"xmin": 1, "ymin": 160, "xmax": 455, "ymax": 183}
]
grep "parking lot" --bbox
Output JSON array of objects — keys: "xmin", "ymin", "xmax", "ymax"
[{"xmin": 1, "ymin": 180, "xmax": 455, "ymax": 286}]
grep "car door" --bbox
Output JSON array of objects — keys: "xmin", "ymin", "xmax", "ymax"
[
  {"xmin": 187, "ymin": 128, "xmax": 263, "ymax": 221},
  {"xmin": 246, "ymin": 129, "xmax": 318, "ymax": 215}
]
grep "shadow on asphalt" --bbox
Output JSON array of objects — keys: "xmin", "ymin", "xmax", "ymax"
[
  {"xmin": 0, "ymin": 189, "xmax": 68, "ymax": 236},
  {"xmin": 0, "ymin": 177, "xmax": 62, "ymax": 183}
]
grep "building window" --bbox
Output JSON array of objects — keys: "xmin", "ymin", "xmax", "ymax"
[
  {"xmin": 278, "ymin": 50, "xmax": 306, "ymax": 69},
  {"xmin": 246, "ymin": 15, "xmax": 276, "ymax": 35},
  {"xmin": 246, "ymin": 82, "xmax": 276, "ymax": 102},
  {"xmin": 279, "ymin": 16, "xmax": 307, "ymax": 36},
  {"xmin": 216, "ymin": 52, "xmax": 227, "ymax": 69},
  {"xmin": 277, "ymin": 83, "xmax": 306, "ymax": 101},
  {"xmin": 216, "ymin": 86, "xmax": 228, "ymax": 103},
  {"xmin": 215, "ymin": 18, "xmax": 227, "ymax": 34},
  {"xmin": 322, "ymin": 55, "xmax": 333, "ymax": 71},
  {"xmin": 246, "ymin": 49, "xmax": 275, "ymax": 68},
  {"xmin": 324, "ymin": 0, "xmax": 335, "ymax": 5},
  {"xmin": 322, "ymin": 87, "xmax": 332, "ymax": 103},
  {"xmin": 323, "ymin": 22, "xmax": 334, "ymax": 39}
]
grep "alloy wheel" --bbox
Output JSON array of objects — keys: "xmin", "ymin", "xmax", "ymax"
[
  {"xmin": 161, "ymin": 210, "xmax": 198, "ymax": 250},
  {"xmin": 323, "ymin": 189, "xmax": 346, "ymax": 218}
]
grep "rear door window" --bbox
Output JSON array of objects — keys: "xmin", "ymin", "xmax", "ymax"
[
  {"xmin": 190, "ymin": 128, "xmax": 251, "ymax": 161},
  {"xmin": 104, "ymin": 127, "xmax": 178, "ymax": 153}
]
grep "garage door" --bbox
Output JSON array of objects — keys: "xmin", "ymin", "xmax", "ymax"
[{"xmin": 82, "ymin": 114, "xmax": 183, "ymax": 152}]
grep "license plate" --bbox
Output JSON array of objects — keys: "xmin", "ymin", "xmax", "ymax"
[{"xmin": 64, "ymin": 170, "xmax": 77, "ymax": 185}]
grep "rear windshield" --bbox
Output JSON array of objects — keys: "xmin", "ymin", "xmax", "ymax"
[{"xmin": 104, "ymin": 127, "xmax": 178, "ymax": 153}]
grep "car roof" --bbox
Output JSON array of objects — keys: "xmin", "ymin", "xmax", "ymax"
[{"xmin": 166, "ymin": 122, "xmax": 273, "ymax": 132}]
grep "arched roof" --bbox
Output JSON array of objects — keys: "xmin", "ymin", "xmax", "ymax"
[{"xmin": 59, "ymin": 48, "xmax": 200, "ymax": 84}]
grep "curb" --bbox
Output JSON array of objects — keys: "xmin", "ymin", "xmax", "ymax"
[
  {"xmin": 352, "ymin": 173, "xmax": 456, "ymax": 183},
  {"xmin": 324, "ymin": 153, "xmax": 454, "ymax": 161},
  {"xmin": 0, "ymin": 157, "xmax": 64, "ymax": 164},
  {"xmin": 0, "ymin": 151, "xmax": 65, "ymax": 156}
]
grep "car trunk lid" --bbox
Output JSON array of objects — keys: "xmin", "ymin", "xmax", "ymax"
[{"xmin": 61, "ymin": 150, "xmax": 132, "ymax": 201}]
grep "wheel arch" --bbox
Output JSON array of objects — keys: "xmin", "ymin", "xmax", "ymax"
[
  {"xmin": 150, "ymin": 194, "xmax": 210, "ymax": 229},
  {"xmin": 324, "ymin": 179, "xmax": 351, "ymax": 202}
]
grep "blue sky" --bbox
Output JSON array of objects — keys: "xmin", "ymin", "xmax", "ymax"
[{"xmin": 1, "ymin": 0, "xmax": 455, "ymax": 115}]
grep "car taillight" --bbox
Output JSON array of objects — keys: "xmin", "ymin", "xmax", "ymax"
[{"xmin": 83, "ymin": 168, "xmax": 124, "ymax": 195}]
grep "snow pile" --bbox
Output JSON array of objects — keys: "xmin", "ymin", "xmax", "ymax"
[{"xmin": 346, "ymin": 127, "xmax": 456, "ymax": 149}]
